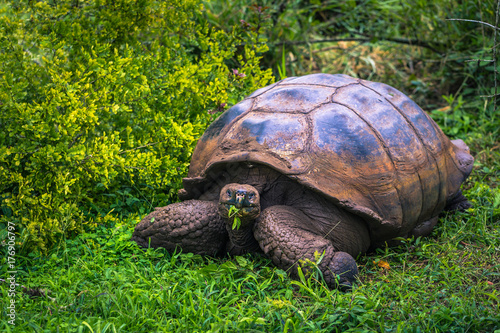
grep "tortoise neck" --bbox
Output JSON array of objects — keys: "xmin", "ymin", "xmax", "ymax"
[{"xmin": 225, "ymin": 219, "xmax": 260, "ymax": 254}]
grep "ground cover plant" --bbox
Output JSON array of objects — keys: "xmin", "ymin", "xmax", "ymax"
[
  {"xmin": 1, "ymin": 0, "xmax": 499, "ymax": 332},
  {"xmin": 1, "ymin": 195, "xmax": 499, "ymax": 332}
]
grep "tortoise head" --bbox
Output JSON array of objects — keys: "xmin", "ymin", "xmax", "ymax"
[{"xmin": 218, "ymin": 184, "xmax": 261, "ymax": 226}]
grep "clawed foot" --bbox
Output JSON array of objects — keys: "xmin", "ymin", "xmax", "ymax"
[
  {"xmin": 326, "ymin": 251, "xmax": 358, "ymax": 290},
  {"xmin": 445, "ymin": 190, "xmax": 472, "ymax": 212}
]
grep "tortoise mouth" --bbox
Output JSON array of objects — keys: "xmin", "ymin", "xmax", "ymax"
[{"xmin": 219, "ymin": 203, "xmax": 260, "ymax": 221}]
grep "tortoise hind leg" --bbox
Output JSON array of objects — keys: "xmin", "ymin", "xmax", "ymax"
[
  {"xmin": 132, "ymin": 200, "xmax": 228, "ymax": 256},
  {"xmin": 445, "ymin": 189, "xmax": 472, "ymax": 212},
  {"xmin": 254, "ymin": 205, "xmax": 358, "ymax": 290}
]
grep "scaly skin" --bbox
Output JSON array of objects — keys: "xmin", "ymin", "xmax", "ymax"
[{"xmin": 132, "ymin": 200, "xmax": 227, "ymax": 256}]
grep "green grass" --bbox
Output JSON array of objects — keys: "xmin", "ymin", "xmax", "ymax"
[{"xmin": 1, "ymin": 179, "xmax": 499, "ymax": 332}]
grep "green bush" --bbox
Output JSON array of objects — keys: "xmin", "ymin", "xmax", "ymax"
[{"xmin": 0, "ymin": 0, "xmax": 273, "ymax": 252}]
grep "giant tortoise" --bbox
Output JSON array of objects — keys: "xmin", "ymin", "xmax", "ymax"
[{"xmin": 132, "ymin": 73, "xmax": 473, "ymax": 289}]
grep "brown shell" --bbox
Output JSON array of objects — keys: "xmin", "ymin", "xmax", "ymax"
[{"xmin": 182, "ymin": 74, "xmax": 473, "ymax": 239}]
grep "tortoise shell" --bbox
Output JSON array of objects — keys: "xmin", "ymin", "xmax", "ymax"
[{"xmin": 181, "ymin": 74, "xmax": 473, "ymax": 239}]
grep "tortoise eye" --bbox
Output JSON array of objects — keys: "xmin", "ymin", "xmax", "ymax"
[
  {"xmin": 248, "ymin": 193, "xmax": 255, "ymax": 199},
  {"xmin": 226, "ymin": 190, "xmax": 232, "ymax": 197}
]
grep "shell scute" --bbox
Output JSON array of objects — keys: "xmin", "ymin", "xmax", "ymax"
[
  {"xmin": 332, "ymin": 84, "xmax": 429, "ymax": 171},
  {"xmin": 253, "ymin": 85, "xmax": 333, "ymax": 113},
  {"xmin": 360, "ymin": 79, "xmax": 444, "ymax": 155},
  {"xmin": 224, "ymin": 113, "xmax": 309, "ymax": 154},
  {"xmin": 311, "ymin": 103, "xmax": 387, "ymax": 165}
]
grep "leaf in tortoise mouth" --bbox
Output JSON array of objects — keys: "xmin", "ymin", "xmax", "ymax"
[{"xmin": 228, "ymin": 205, "xmax": 242, "ymax": 230}]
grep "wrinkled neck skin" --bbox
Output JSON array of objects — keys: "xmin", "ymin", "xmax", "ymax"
[{"xmin": 224, "ymin": 217, "xmax": 261, "ymax": 254}]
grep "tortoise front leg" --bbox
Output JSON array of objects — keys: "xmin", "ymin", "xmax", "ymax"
[
  {"xmin": 132, "ymin": 200, "xmax": 228, "ymax": 256},
  {"xmin": 254, "ymin": 205, "xmax": 358, "ymax": 290}
]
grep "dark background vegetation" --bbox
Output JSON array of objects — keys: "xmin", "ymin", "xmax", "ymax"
[{"xmin": 0, "ymin": 0, "xmax": 499, "ymax": 331}]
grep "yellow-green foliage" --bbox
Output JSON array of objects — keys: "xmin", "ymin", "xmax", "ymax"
[{"xmin": 0, "ymin": 0, "xmax": 273, "ymax": 252}]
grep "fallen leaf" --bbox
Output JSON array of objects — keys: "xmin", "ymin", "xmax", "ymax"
[
  {"xmin": 374, "ymin": 260, "xmax": 391, "ymax": 270},
  {"xmin": 436, "ymin": 105, "xmax": 451, "ymax": 112}
]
